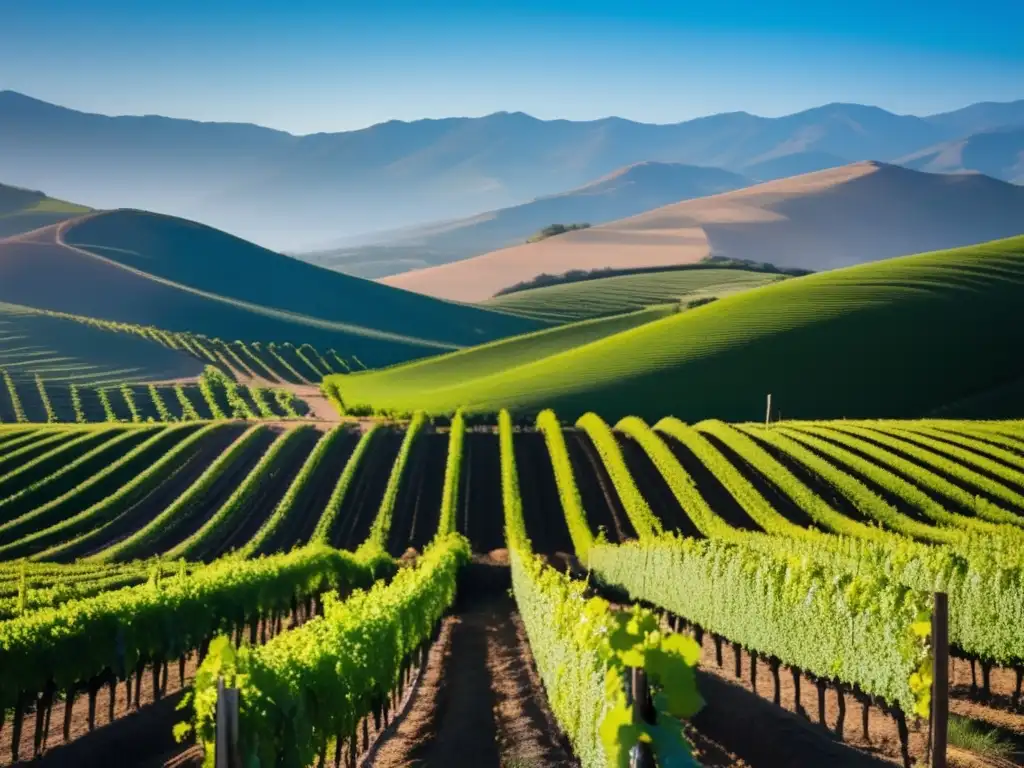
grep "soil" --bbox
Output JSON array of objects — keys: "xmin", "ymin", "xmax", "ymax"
[
  {"xmin": 457, "ymin": 433, "xmax": 505, "ymax": 552},
  {"xmin": 197, "ymin": 428, "xmax": 320, "ymax": 559},
  {"xmin": 387, "ymin": 433, "xmax": 447, "ymax": 557},
  {"xmin": 657, "ymin": 430, "xmax": 762, "ymax": 531},
  {"xmin": 259, "ymin": 430, "xmax": 359, "ymax": 554},
  {"xmin": 0, "ymin": 430, "xmax": 118, "ymax": 501},
  {"xmin": 562, "ymin": 428, "xmax": 636, "ymax": 542},
  {"xmin": 699, "ymin": 430, "xmax": 817, "ymax": 528},
  {"xmin": 131, "ymin": 428, "xmax": 278, "ymax": 558},
  {"xmin": 367, "ymin": 562, "xmax": 575, "ymax": 768},
  {"xmin": 689, "ymin": 632, "xmax": 923, "ymax": 767},
  {"xmin": 65, "ymin": 426, "xmax": 248, "ymax": 560},
  {"xmin": 616, "ymin": 432, "xmax": 702, "ymax": 537},
  {"xmin": 514, "ymin": 432, "xmax": 575, "ymax": 555},
  {"xmin": 329, "ymin": 429, "xmax": 404, "ymax": 549}
]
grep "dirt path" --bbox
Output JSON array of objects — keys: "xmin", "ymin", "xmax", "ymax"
[{"xmin": 368, "ymin": 564, "xmax": 575, "ymax": 768}]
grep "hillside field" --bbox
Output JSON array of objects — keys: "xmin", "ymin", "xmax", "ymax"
[
  {"xmin": 332, "ymin": 235, "xmax": 1024, "ymax": 423},
  {"xmin": 481, "ymin": 266, "xmax": 789, "ymax": 322}
]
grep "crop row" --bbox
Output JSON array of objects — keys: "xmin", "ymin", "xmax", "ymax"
[{"xmin": 0, "ymin": 368, "xmax": 307, "ymax": 424}]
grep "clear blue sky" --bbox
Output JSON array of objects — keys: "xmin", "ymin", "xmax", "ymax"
[{"xmin": 2, "ymin": 0, "xmax": 1022, "ymax": 135}]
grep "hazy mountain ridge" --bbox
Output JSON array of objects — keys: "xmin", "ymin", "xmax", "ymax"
[
  {"xmin": 1, "ymin": 90, "xmax": 1022, "ymax": 250},
  {"xmin": 298, "ymin": 162, "xmax": 752, "ymax": 278},
  {"xmin": 381, "ymin": 161, "xmax": 1024, "ymax": 302}
]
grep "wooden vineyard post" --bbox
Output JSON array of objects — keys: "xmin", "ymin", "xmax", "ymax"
[
  {"xmin": 215, "ymin": 677, "xmax": 241, "ymax": 768},
  {"xmin": 931, "ymin": 592, "xmax": 949, "ymax": 768},
  {"xmin": 630, "ymin": 667, "xmax": 656, "ymax": 768},
  {"xmin": 765, "ymin": 394, "xmax": 772, "ymax": 426}
]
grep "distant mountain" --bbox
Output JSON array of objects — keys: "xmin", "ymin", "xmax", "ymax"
[
  {"xmin": 897, "ymin": 126, "xmax": 1024, "ymax": 183},
  {"xmin": 298, "ymin": 162, "xmax": 752, "ymax": 278},
  {"xmin": 0, "ymin": 210, "xmax": 541, "ymax": 367},
  {"xmin": 0, "ymin": 182, "xmax": 90, "ymax": 239},
  {"xmin": 2, "ymin": 91, "xmax": 1023, "ymax": 250},
  {"xmin": 380, "ymin": 163, "xmax": 1024, "ymax": 302}
]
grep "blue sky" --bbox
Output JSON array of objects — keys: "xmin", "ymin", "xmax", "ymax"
[{"xmin": 2, "ymin": 0, "xmax": 1022, "ymax": 134}]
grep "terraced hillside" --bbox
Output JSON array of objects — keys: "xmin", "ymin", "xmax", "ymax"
[
  {"xmin": 331, "ymin": 234, "xmax": 1024, "ymax": 422},
  {"xmin": 481, "ymin": 265, "xmax": 790, "ymax": 322},
  {"xmin": 2, "ymin": 415, "xmax": 1023, "ymax": 768},
  {"xmin": 0, "ymin": 210, "xmax": 543, "ymax": 368}
]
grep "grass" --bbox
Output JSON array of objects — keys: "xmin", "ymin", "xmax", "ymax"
[
  {"xmin": 56, "ymin": 210, "xmax": 543, "ymax": 366},
  {"xmin": 330, "ymin": 235, "xmax": 1024, "ymax": 423},
  {"xmin": 327, "ymin": 305, "xmax": 675, "ymax": 412},
  {"xmin": 947, "ymin": 715, "xmax": 1016, "ymax": 761},
  {"xmin": 482, "ymin": 267, "xmax": 787, "ymax": 322}
]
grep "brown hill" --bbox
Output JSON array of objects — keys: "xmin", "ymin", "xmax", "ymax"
[{"xmin": 381, "ymin": 162, "xmax": 1024, "ymax": 302}]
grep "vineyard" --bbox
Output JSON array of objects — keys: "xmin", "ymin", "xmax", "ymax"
[
  {"xmin": 1, "ymin": 414, "xmax": 1023, "ymax": 766},
  {"xmin": 0, "ymin": 368, "xmax": 309, "ymax": 424}
]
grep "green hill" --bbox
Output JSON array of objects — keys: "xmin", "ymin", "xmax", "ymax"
[
  {"xmin": 0, "ymin": 183, "xmax": 90, "ymax": 239},
  {"xmin": 481, "ymin": 266, "xmax": 790, "ymax": 322},
  {"xmin": 0, "ymin": 210, "xmax": 542, "ymax": 368},
  {"xmin": 334, "ymin": 304, "xmax": 675, "ymax": 411},
  {"xmin": 330, "ymin": 235, "xmax": 1024, "ymax": 421}
]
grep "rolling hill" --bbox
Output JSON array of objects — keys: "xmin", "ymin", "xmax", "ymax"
[
  {"xmin": 332, "ymin": 234, "xmax": 1024, "ymax": 422},
  {"xmin": 481, "ymin": 266, "xmax": 790, "ymax": 322},
  {"xmin": 381, "ymin": 162, "xmax": 1024, "ymax": 302},
  {"xmin": 0, "ymin": 183, "xmax": 90, "ymax": 240},
  {"xmin": 898, "ymin": 126, "xmax": 1024, "ymax": 184},
  {"xmin": 4, "ymin": 90, "xmax": 1024, "ymax": 250},
  {"xmin": 0, "ymin": 210, "xmax": 542, "ymax": 368},
  {"xmin": 0, "ymin": 302, "xmax": 203, "ymax": 385},
  {"xmin": 297, "ymin": 163, "xmax": 752, "ymax": 278}
]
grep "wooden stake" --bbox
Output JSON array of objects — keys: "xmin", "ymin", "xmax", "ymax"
[
  {"xmin": 630, "ymin": 668, "xmax": 656, "ymax": 768},
  {"xmin": 931, "ymin": 592, "xmax": 949, "ymax": 768},
  {"xmin": 765, "ymin": 394, "xmax": 772, "ymax": 425}
]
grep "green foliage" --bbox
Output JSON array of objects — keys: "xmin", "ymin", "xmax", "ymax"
[
  {"xmin": 188, "ymin": 535, "xmax": 468, "ymax": 767},
  {"xmin": 2, "ymin": 369, "xmax": 27, "ymax": 423},
  {"xmin": 526, "ymin": 222, "xmax": 591, "ymax": 243},
  {"xmin": 436, "ymin": 410, "xmax": 465, "ymax": 536},
  {"xmin": 165, "ymin": 426, "xmax": 313, "ymax": 559},
  {"xmin": 740, "ymin": 424, "xmax": 964, "ymax": 544},
  {"xmin": 697, "ymin": 420, "xmax": 887, "ymax": 539},
  {"xmin": 772, "ymin": 424, "xmax": 1014, "ymax": 535},
  {"xmin": 348, "ymin": 236, "xmax": 1024, "ymax": 422},
  {"xmin": 536, "ymin": 409, "xmax": 594, "ymax": 556},
  {"xmin": 97, "ymin": 387, "xmax": 119, "ymax": 423},
  {"xmin": 197, "ymin": 368, "xmax": 228, "ymax": 420},
  {"xmin": 0, "ymin": 544, "xmax": 391, "ymax": 711},
  {"xmin": 92, "ymin": 426, "xmax": 271, "ymax": 563},
  {"xmin": 34, "ymin": 376, "xmax": 57, "ymax": 424},
  {"xmin": 822, "ymin": 422, "xmax": 1024, "ymax": 525},
  {"xmin": 274, "ymin": 388, "xmax": 300, "ymax": 418},
  {"xmin": 119, "ymin": 383, "xmax": 142, "ymax": 423},
  {"xmin": 148, "ymin": 384, "xmax": 175, "ymax": 422},
  {"xmin": 70, "ymin": 384, "xmax": 86, "ymax": 424},
  {"xmin": 501, "ymin": 409, "xmax": 701, "ymax": 767},
  {"xmin": 615, "ymin": 416, "xmax": 736, "ymax": 539},
  {"xmin": 590, "ymin": 535, "xmax": 934, "ymax": 717},
  {"xmin": 310, "ymin": 425, "xmax": 381, "ymax": 544},
  {"xmin": 175, "ymin": 385, "xmax": 202, "ymax": 421},
  {"xmin": 366, "ymin": 412, "xmax": 427, "ymax": 548},
  {"xmin": 11, "ymin": 425, "xmax": 215, "ymax": 561},
  {"xmin": 576, "ymin": 412, "xmax": 663, "ymax": 539},
  {"xmin": 947, "ymin": 715, "xmax": 1015, "ymax": 759},
  {"xmin": 239, "ymin": 426, "xmax": 352, "ymax": 557},
  {"xmin": 325, "ymin": 306, "xmax": 671, "ymax": 416},
  {"xmin": 250, "ymin": 386, "xmax": 278, "ymax": 419},
  {"xmin": 488, "ymin": 267, "xmax": 785, "ymax": 321},
  {"xmin": 0, "ymin": 426, "xmax": 177, "ymax": 553}
]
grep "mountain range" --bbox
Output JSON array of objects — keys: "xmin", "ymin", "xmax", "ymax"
[
  {"xmin": 2, "ymin": 90, "xmax": 1023, "ymax": 251},
  {"xmin": 298, "ymin": 162, "xmax": 752, "ymax": 278}
]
